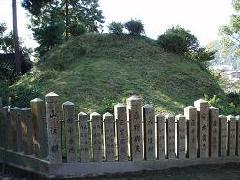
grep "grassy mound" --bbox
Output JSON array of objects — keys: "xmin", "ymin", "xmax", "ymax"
[{"xmin": 3, "ymin": 33, "xmax": 223, "ymax": 114}]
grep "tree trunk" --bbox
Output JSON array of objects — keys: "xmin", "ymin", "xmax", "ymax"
[
  {"xmin": 65, "ymin": 0, "xmax": 69, "ymax": 40},
  {"xmin": 12, "ymin": 0, "xmax": 21, "ymax": 74}
]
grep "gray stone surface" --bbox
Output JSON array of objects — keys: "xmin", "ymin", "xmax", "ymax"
[
  {"xmin": 20, "ymin": 108, "xmax": 34, "ymax": 155},
  {"xmin": 103, "ymin": 112, "xmax": 115, "ymax": 161},
  {"xmin": 176, "ymin": 114, "xmax": 186, "ymax": 159},
  {"xmin": 219, "ymin": 115, "xmax": 227, "ymax": 157},
  {"xmin": 30, "ymin": 98, "xmax": 48, "ymax": 158},
  {"xmin": 142, "ymin": 105, "xmax": 155, "ymax": 160},
  {"xmin": 227, "ymin": 115, "xmax": 236, "ymax": 156},
  {"xmin": 62, "ymin": 101, "xmax": 77, "ymax": 162},
  {"xmin": 184, "ymin": 106, "xmax": 197, "ymax": 159},
  {"xmin": 78, "ymin": 112, "xmax": 89, "ymax": 162},
  {"xmin": 45, "ymin": 92, "xmax": 62, "ymax": 163},
  {"xmin": 114, "ymin": 103, "xmax": 128, "ymax": 161},
  {"xmin": 194, "ymin": 99, "xmax": 209, "ymax": 158},
  {"xmin": 127, "ymin": 96, "xmax": 143, "ymax": 161},
  {"xmin": 156, "ymin": 114, "xmax": 165, "ymax": 160},
  {"xmin": 209, "ymin": 107, "xmax": 219, "ymax": 158},
  {"xmin": 166, "ymin": 114, "xmax": 175, "ymax": 159},
  {"xmin": 90, "ymin": 112, "xmax": 103, "ymax": 162},
  {"xmin": 9, "ymin": 107, "xmax": 19, "ymax": 151},
  {"xmin": 236, "ymin": 115, "xmax": 240, "ymax": 156}
]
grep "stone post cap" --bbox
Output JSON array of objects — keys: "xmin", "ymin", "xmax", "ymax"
[
  {"xmin": 155, "ymin": 113, "xmax": 164, "ymax": 118},
  {"xmin": 103, "ymin": 112, "xmax": 113, "ymax": 118},
  {"xmin": 236, "ymin": 115, "xmax": 240, "ymax": 121},
  {"xmin": 219, "ymin": 115, "xmax": 227, "ymax": 119},
  {"xmin": 62, "ymin": 101, "xmax": 74, "ymax": 106},
  {"xmin": 227, "ymin": 115, "xmax": 235, "ymax": 120},
  {"xmin": 30, "ymin": 98, "xmax": 43, "ymax": 102},
  {"xmin": 126, "ymin": 95, "xmax": 142, "ymax": 106},
  {"xmin": 78, "ymin": 112, "xmax": 87, "ymax": 116},
  {"xmin": 209, "ymin": 106, "xmax": 218, "ymax": 110},
  {"xmin": 90, "ymin": 112, "xmax": 101, "ymax": 118},
  {"xmin": 114, "ymin": 103, "xmax": 126, "ymax": 108},
  {"xmin": 21, "ymin": 108, "xmax": 31, "ymax": 111},
  {"xmin": 175, "ymin": 114, "xmax": 185, "ymax": 122},
  {"xmin": 166, "ymin": 114, "xmax": 174, "ymax": 119},
  {"xmin": 45, "ymin": 92, "xmax": 59, "ymax": 97},
  {"xmin": 194, "ymin": 99, "xmax": 208, "ymax": 108},
  {"xmin": 184, "ymin": 106, "xmax": 196, "ymax": 110},
  {"xmin": 142, "ymin": 104, "xmax": 154, "ymax": 109}
]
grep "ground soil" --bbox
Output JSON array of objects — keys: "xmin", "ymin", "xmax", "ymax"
[{"xmin": 1, "ymin": 163, "xmax": 240, "ymax": 180}]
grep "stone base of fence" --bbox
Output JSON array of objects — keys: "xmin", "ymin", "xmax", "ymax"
[{"xmin": 1, "ymin": 146, "xmax": 240, "ymax": 178}]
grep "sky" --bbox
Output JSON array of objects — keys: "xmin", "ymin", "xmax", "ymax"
[{"xmin": 0, "ymin": 0, "xmax": 234, "ymax": 49}]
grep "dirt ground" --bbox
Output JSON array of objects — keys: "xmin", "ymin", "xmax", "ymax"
[{"xmin": 1, "ymin": 163, "xmax": 240, "ymax": 180}]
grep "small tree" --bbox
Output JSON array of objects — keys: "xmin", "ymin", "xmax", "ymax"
[
  {"xmin": 108, "ymin": 22, "xmax": 124, "ymax": 35},
  {"xmin": 124, "ymin": 19, "xmax": 144, "ymax": 35}
]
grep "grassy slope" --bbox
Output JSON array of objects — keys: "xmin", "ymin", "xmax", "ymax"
[{"xmin": 11, "ymin": 34, "xmax": 223, "ymax": 114}]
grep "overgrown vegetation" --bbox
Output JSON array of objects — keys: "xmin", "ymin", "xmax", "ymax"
[
  {"xmin": 108, "ymin": 22, "xmax": 124, "ymax": 35},
  {"xmin": 3, "ymin": 34, "xmax": 224, "ymax": 114},
  {"xmin": 124, "ymin": 19, "xmax": 145, "ymax": 35}
]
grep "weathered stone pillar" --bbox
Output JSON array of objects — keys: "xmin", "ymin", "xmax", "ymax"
[
  {"xmin": 63, "ymin": 101, "xmax": 77, "ymax": 162},
  {"xmin": 78, "ymin": 112, "xmax": 89, "ymax": 162},
  {"xmin": 184, "ymin": 106, "xmax": 197, "ymax": 159},
  {"xmin": 114, "ymin": 103, "xmax": 128, "ymax": 161},
  {"xmin": 30, "ymin": 98, "xmax": 48, "ymax": 158},
  {"xmin": 194, "ymin": 99, "xmax": 209, "ymax": 158},
  {"xmin": 236, "ymin": 115, "xmax": 240, "ymax": 156},
  {"xmin": 127, "ymin": 96, "xmax": 143, "ymax": 161},
  {"xmin": 142, "ymin": 104, "xmax": 155, "ymax": 160},
  {"xmin": 156, "ymin": 114, "xmax": 165, "ymax": 160},
  {"xmin": 209, "ymin": 107, "xmax": 219, "ymax": 158},
  {"xmin": 0, "ymin": 99, "xmax": 4, "ymax": 147},
  {"xmin": 9, "ymin": 107, "xmax": 19, "ymax": 151},
  {"xmin": 103, "ymin": 112, "xmax": 115, "ymax": 161},
  {"xmin": 219, "ymin": 115, "xmax": 227, "ymax": 157},
  {"xmin": 166, "ymin": 114, "xmax": 175, "ymax": 159},
  {"xmin": 176, "ymin": 114, "xmax": 186, "ymax": 159},
  {"xmin": 45, "ymin": 92, "xmax": 62, "ymax": 163},
  {"xmin": 90, "ymin": 112, "xmax": 103, "ymax": 162},
  {"xmin": 20, "ymin": 108, "xmax": 34, "ymax": 155},
  {"xmin": 227, "ymin": 115, "xmax": 236, "ymax": 156},
  {"xmin": 3, "ymin": 107, "xmax": 9, "ymax": 149},
  {"xmin": 0, "ymin": 105, "xmax": 8, "ymax": 148}
]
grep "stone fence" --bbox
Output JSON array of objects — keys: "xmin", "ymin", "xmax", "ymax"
[{"xmin": 0, "ymin": 92, "xmax": 240, "ymax": 178}]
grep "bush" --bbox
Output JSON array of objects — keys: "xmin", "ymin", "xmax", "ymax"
[
  {"xmin": 124, "ymin": 19, "xmax": 144, "ymax": 35},
  {"xmin": 157, "ymin": 26, "xmax": 199, "ymax": 54},
  {"xmin": 69, "ymin": 23, "xmax": 86, "ymax": 36},
  {"xmin": 108, "ymin": 22, "xmax": 124, "ymax": 35}
]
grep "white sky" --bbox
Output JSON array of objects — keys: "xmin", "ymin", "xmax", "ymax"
[{"xmin": 0, "ymin": 0, "xmax": 234, "ymax": 48}]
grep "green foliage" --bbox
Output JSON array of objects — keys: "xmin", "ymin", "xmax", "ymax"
[
  {"xmin": 157, "ymin": 25, "xmax": 199, "ymax": 54},
  {"xmin": 124, "ymin": 19, "xmax": 145, "ymax": 35},
  {"xmin": 219, "ymin": 0, "xmax": 240, "ymax": 57},
  {"xmin": 206, "ymin": 93, "xmax": 240, "ymax": 115},
  {"xmin": 108, "ymin": 22, "xmax": 124, "ymax": 35},
  {"xmin": 23, "ymin": 0, "xmax": 104, "ymax": 56}
]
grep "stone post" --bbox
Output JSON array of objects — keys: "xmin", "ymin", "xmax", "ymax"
[
  {"xmin": 194, "ymin": 99, "xmax": 209, "ymax": 158},
  {"xmin": 20, "ymin": 108, "xmax": 34, "ymax": 155},
  {"xmin": 103, "ymin": 112, "xmax": 115, "ymax": 161},
  {"xmin": 166, "ymin": 114, "xmax": 175, "ymax": 159},
  {"xmin": 142, "ymin": 104, "xmax": 155, "ymax": 160},
  {"xmin": 219, "ymin": 115, "xmax": 227, "ymax": 157},
  {"xmin": 0, "ymin": 99, "xmax": 3, "ymax": 147},
  {"xmin": 127, "ymin": 95, "xmax": 143, "ymax": 161},
  {"xmin": 30, "ymin": 98, "xmax": 48, "ymax": 158},
  {"xmin": 209, "ymin": 107, "xmax": 219, "ymax": 158},
  {"xmin": 63, "ymin": 101, "xmax": 77, "ymax": 162},
  {"xmin": 3, "ymin": 107, "xmax": 9, "ymax": 149},
  {"xmin": 45, "ymin": 92, "xmax": 62, "ymax": 163},
  {"xmin": 90, "ymin": 112, "xmax": 103, "ymax": 162},
  {"xmin": 78, "ymin": 112, "xmax": 89, "ymax": 162},
  {"xmin": 156, "ymin": 114, "xmax": 165, "ymax": 160},
  {"xmin": 114, "ymin": 103, "xmax": 128, "ymax": 161},
  {"xmin": 236, "ymin": 115, "xmax": 240, "ymax": 156},
  {"xmin": 9, "ymin": 107, "xmax": 19, "ymax": 151},
  {"xmin": 0, "ymin": 106, "xmax": 8, "ymax": 148},
  {"xmin": 176, "ymin": 114, "xmax": 186, "ymax": 159},
  {"xmin": 184, "ymin": 106, "xmax": 197, "ymax": 159},
  {"xmin": 227, "ymin": 115, "xmax": 236, "ymax": 156}
]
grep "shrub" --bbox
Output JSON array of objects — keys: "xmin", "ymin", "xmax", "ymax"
[
  {"xmin": 108, "ymin": 22, "xmax": 124, "ymax": 35},
  {"xmin": 157, "ymin": 25, "xmax": 199, "ymax": 54},
  {"xmin": 124, "ymin": 19, "xmax": 144, "ymax": 35},
  {"xmin": 69, "ymin": 23, "xmax": 86, "ymax": 36}
]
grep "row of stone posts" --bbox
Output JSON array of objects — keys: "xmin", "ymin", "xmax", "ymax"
[{"xmin": 0, "ymin": 93, "xmax": 240, "ymax": 164}]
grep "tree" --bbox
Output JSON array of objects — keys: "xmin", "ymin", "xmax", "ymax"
[
  {"xmin": 22, "ymin": 0, "xmax": 104, "ymax": 56},
  {"xmin": 124, "ymin": 19, "xmax": 145, "ymax": 35},
  {"xmin": 108, "ymin": 22, "xmax": 124, "ymax": 35},
  {"xmin": 12, "ymin": 0, "xmax": 21, "ymax": 74},
  {"xmin": 220, "ymin": 0, "xmax": 240, "ymax": 57}
]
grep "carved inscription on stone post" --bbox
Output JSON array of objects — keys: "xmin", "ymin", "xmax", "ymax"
[
  {"xmin": 219, "ymin": 115, "xmax": 227, "ymax": 157},
  {"xmin": 166, "ymin": 114, "xmax": 175, "ymax": 159},
  {"xmin": 156, "ymin": 114, "xmax": 165, "ymax": 160},
  {"xmin": 227, "ymin": 115, "xmax": 236, "ymax": 156},
  {"xmin": 209, "ymin": 107, "xmax": 219, "ymax": 158},
  {"xmin": 176, "ymin": 114, "xmax": 186, "ymax": 159}
]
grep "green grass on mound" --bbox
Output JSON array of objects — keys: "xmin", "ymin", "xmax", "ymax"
[{"xmin": 3, "ymin": 33, "xmax": 223, "ymax": 114}]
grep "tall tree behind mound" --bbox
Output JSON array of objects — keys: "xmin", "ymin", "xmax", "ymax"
[{"xmin": 22, "ymin": 0, "xmax": 104, "ymax": 56}]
